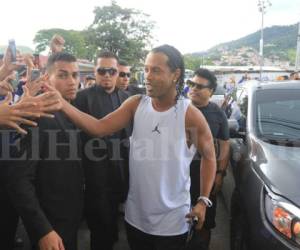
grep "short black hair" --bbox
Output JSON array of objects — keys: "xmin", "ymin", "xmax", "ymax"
[
  {"xmin": 97, "ymin": 51, "xmax": 119, "ymax": 63},
  {"xmin": 118, "ymin": 60, "xmax": 129, "ymax": 67},
  {"xmin": 193, "ymin": 68, "xmax": 217, "ymax": 92},
  {"xmin": 46, "ymin": 52, "xmax": 77, "ymax": 72},
  {"xmin": 151, "ymin": 44, "xmax": 185, "ymax": 102},
  {"xmin": 0, "ymin": 54, "xmax": 4, "ymax": 60}
]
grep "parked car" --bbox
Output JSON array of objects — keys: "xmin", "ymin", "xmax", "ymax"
[{"xmin": 222, "ymin": 80, "xmax": 300, "ymax": 250}]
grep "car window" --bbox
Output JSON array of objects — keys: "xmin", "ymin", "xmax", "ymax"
[{"xmin": 256, "ymin": 89, "xmax": 300, "ymax": 141}]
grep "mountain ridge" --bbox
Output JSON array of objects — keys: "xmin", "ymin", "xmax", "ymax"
[{"xmin": 188, "ymin": 23, "xmax": 298, "ymax": 66}]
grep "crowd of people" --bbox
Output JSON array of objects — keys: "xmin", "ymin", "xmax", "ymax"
[{"xmin": 0, "ymin": 34, "xmax": 236, "ymax": 250}]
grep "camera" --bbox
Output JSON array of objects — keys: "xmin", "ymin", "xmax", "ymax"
[
  {"xmin": 30, "ymin": 69, "xmax": 41, "ymax": 82},
  {"xmin": 33, "ymin": 53, "xmax": 40, "ymax": 68}
]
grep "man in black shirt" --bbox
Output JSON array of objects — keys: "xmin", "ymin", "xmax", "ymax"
[
  {"xmin": 116, "ymin": 60, "xmax": 144, "ymax": 96},
  {"xmin": 74, "ymin": 51, "xmax": 131, "ymax": 250},
  {"xmin": 188, "ymin": 68, "xmax": 230, "ymax": 249},
  {"xmin": 6, "ymin": 52, "xmax": 84, "ymax": 250},
  {"xmin": 0, "ymin": 49, "xmax": 63, "ymax": 250}
]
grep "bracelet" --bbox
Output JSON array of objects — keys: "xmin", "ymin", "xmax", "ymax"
[
  {"xmin": 216, "ymin": 169, "xmax": 227, "ymax": 177},
  {"xmin": 196, "ymin": 196, "xmax": 213, "ymax": 207}
]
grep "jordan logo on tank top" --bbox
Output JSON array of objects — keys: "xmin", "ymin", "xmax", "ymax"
[{"xmin": 152, "ymin": 123, "xmax": 161, "ymax": 134}]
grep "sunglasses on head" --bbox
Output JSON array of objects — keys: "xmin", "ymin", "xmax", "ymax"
[
  {"xmin": 119, "ymin": 72, "xmax": 131, "ymax": 78},
  {"xmin": 97, "ymin": 67, "xmax": 117, "ymax": 76},
  {"xmin": 186, "ymin": 80, "xmax": 211, "ymax": 90}
]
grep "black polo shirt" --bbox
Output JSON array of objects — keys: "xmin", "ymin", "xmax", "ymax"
[{"xmin": 199, "ymin": 102, "xmax": 229, "ymax": 141}]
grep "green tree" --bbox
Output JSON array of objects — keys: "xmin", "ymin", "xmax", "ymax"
[
  {"xmin": 184, "ymin": 55, "xmax": 202, "ymax": 70},
  {"xmin": 184, "ymin": 54, "xmax": 213, "ymax": 71},
  {"xmin": 287, "ymin": 48, "xmax": 296, "ymax": 65},
  {"xmin": 33, "ymin": 28, "xmax": 87, "ymax": 58},
  {"xmin": 87, "ymin": 1, "xmax": 155, "ymax": 66}
]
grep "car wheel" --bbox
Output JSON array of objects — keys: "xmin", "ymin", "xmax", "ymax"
[{"xmin": 230, "ymin": 189, "xmax": 249, "ymax": 250}]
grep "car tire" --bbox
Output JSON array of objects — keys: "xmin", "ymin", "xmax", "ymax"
[{"xmin": 230, "ymin": 189, "xmax": 250, "ymax": 250}]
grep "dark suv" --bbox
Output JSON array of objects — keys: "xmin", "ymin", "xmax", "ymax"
[{"xmin": 223, "ymin": 81, "xmax": 300, "ymax": 250}]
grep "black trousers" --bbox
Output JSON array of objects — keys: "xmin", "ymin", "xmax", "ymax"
[
  {"xmin": 0, "ymin": 190, "xmax": 18, "ymax": 250},
  {"xmin": 85, "ymin": 190, "xmax": 119, "ymax": 250},
  {"xmin": 125, "ymin": 221, "xmax": 187, "ymax": 250}
]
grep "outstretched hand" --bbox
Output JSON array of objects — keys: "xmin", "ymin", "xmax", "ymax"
[
  {"xmin": 20, "ymin": 85, "xmax": 62, "ymax": 118},
  {"xmin": 0, "ymin": 92, "xmax": 38, "ymax": 134},
  {"xmin": 0, "ymin": 83, "xmax": 63, "ymax": 134}
]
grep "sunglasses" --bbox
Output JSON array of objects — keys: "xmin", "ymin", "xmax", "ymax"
[
  {"xmin": 119, "ymin": 72, "xmax": 131, "ymax": 78},
  {"xmin": 186, "ymin": 80, "xmax": 211, "ymax": 90},
  {"xmin": 97, "ymin": 67, "xmax": 118, "ymax": 76}
]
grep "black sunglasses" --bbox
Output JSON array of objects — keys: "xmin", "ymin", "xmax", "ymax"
[
  {"xmin": 97, "ymin": 67, "xmax": 117, "ymax": 76},
  {"xmin": 119, "ymin": 72, "xmax": 131, "ymax": 78},
  {"xmin": 186, "ymin": 80, "xmax": 211, "ymax": 90}
]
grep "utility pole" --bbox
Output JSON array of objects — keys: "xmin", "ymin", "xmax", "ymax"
[
  {"xmin": 295, "ymin": 21, "xmax": 300, "ymax": 71},
  {"xmin": 258, "ymin": 0, "xmax": 272, "ymax": 81}
]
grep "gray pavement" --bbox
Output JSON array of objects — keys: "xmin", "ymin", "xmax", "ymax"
[{"xmin": 210, "ymin": 194, "xmax": 230, "ymax": 250}]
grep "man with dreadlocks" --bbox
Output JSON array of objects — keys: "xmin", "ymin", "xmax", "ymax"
[{"xmin": 46, "ymin": 44, "xmax": 216, "ymax": 250}]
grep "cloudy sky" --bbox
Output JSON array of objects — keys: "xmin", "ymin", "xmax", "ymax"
[{"xmin": 1, "ymin": 0, "xmax": 299, "ymax": 54}]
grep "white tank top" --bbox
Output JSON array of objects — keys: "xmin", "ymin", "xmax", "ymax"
[{"xmin": 125, "ymin": 96, "xmax": 197, "ymax": 235}]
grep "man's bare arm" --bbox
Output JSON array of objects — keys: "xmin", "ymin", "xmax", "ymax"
[
  {"xmin": 186, "ymin": 104, "xmax": 216, "ymax": 198},
  {"xmin": 61, "ymin": 95, "xmax": 140, "ymax": 137},
  {"xmin": 212, "ymin": 139, "xmax": 230, "ymax": 194},
  {"xmin": 185, "ymin": 104, "xmax": 216, "ymax": 230},
  {"xmin": 217, "ymin": 139, "xmax": 230, "ymax": 172}
]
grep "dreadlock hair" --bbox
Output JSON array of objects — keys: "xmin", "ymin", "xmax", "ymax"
[{"xmin": 151, "ymin": 45, "xmax": 185, "ymax": 103}]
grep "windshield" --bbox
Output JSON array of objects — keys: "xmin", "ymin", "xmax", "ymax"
[{"xmin": 256, "ymin": 89, "xmax": 300, "ymax": 142}]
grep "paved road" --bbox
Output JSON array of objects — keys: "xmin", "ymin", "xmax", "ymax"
[
  {"xmin": 210, "ymin": 194, "xmax": 230, "ymax": 250},
  {"xmin": 16, "ymin": 194, "xmax": 230, "ymax": 250}
]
